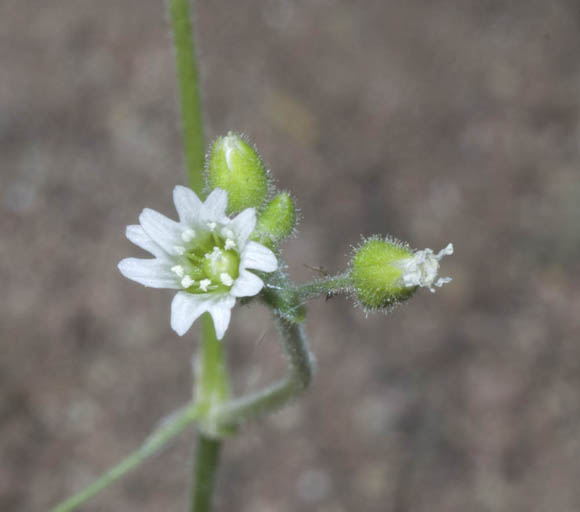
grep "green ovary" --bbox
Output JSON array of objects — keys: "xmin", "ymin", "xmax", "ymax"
[
  {"xmin": 351, "ymin": 239, "xmax": 415, "ymax": 308},
  {"xmin": 202, "ymin": 249, "xmax": 240, "ymax": 283},
  {"xmin": 176, "ymin": 231, "xmax": 241, "ymax": 293}
]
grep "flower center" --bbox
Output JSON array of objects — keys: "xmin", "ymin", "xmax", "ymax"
[
  {"xmin": 202, "ymin": 247, "xmax": 240, "ymax": 284},
  {"xmin": 394, "ymin": 243, "xmax": 454, "ymax": 292},
  {"xmin": 171, "ymin": 225, "xmax": 240, "ymax": 293}
]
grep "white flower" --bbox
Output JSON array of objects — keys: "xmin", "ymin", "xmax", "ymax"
[
  {"xmin": 118, "ymin": 186, "xmax": 278, "ymax": 339},
  {"xmin": 395, "ymin": 243, "xmax": 454, "ymax": 292}
]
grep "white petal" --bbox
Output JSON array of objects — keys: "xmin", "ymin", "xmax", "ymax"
[
  {"xmin": 170, "ymin": 291, "xmax": 209, "ymax": 336},
  {"xmin": 207, "ymin": 296, "xmax": 236, "ymax": 340},
  {"xmin": 139, "ymin": 208, "xmax": 183, "ymax": 255},
  {"xmin": 230, "ymin": 270, "xmax": 264, "ymax": 298},
  {"xmin": 118, "ymin": 258, "xmax": 180, "ymax": 289},
  {"xmin": 228, "ymin": 208, "xmax": 256, "ymax": 247},
  {"xmin": 125, "ymin": 225, "xmax": 168, "ymax": 259},
  {"xmin": 202, "ymin": 188, "xmax": 228, "ymax": 222},
  {"xmin": 240, "ymin": 241, "xmax": 278, "ymax": 272},
  {"xmin": 437, "ymin": 243, "xmax": 454, "ymax": 259},
  {"xmin": 173, "ymin": 185, "xmax": 203, "ymax": 225}
]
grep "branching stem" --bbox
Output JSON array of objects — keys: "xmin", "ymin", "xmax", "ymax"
[
  {"xmin": 51, "ymin": 402, "xmax": 202, "ymax": 512},
  {"xmin": 214, "ymin": 317, "xmax": 314, "ymax": 429}
]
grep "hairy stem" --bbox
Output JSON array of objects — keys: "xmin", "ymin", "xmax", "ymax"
[
  {"xmin": 168, "ymin": 0, "xmax": 205, "ymax": 194},
  {"xmin": 168, "ymin": 1, "xmax": 228, "ymax": 511},
  {"xmin": 214, "ymin": 317, "xmax": 314, "ymax": 429},
  {"xmin": 295, "ymin": 273, "xmax": 352, "ymax": 302},
  {"xmin": 190, "ymin": 437, "xmax": 222, "ymax": 512},
  {"xmin": 51, "ymin": 403, "xmax": 202, "ymax": 512},
  {"xmin": 189, "ymin": 315, "xmax": 229, "ymax": 512}
]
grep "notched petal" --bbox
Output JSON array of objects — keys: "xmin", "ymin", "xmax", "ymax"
[
  {"xmin": 118, "ymin": 258, "xmax": 180, "ymax": 289},
  {"xmin": 230, "ymin": 270, "xmax": 264, "ymax": 298},
  {"xmin": 139, "ymin": 208, "xmax": 182, "ymax": 255},
  {"xmin": 173, "ymin": 185, "xmax": 203, "ymax": 225},
  {"xmin": 170, "ymin": 291, "xmax": 208, "ymax": 336},
  {"xmin": 125, "ymin": 225, "xmax": 168, "ymax": 259},
  {"xmin": 202, "ymin": 188, "xmax": 228, "ymax": 222},
  {"xmin": 241, "ymin": 241, "xmax": 278, "ymax": 272},
  {"xmin": 228, "ymin": 208, "xmax": 256, "ymax": 246},
  {"xmin": 208, "ymin": 296, "xmax": 236, "ymax": 340}
]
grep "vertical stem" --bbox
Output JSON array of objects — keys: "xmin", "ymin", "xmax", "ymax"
[
  {"xmin": 191, "ymin": 316, "xmax": 229, "ymax": 512},
  {"xmin": 168, "ymin": 0, "xmax": 205, "ymax": 194},
  {"xmin": 191, "ymin": 437, "xmax": 222, "ymax": 512},
  {"xmin": 167, "ymin": 2, "xmax": 227, "ymax": 511},
  {"xmin": 195, "ymin": 314, "xmax": 230, "ymax": 432},
  {"xmin": 197, "ymin": 316, "xmax": 229, "ymax": 408}
]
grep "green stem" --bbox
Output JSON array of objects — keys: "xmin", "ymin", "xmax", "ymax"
[
  {"xmin": 168, "ymin": 0, "xmax": 205, "ymax": 194},
  {"xmin": 189, "ymin": 316, "xmax": 229, "ymax": 512},
  {"xmin": 168, "ymin": 1, "xmax": 228, "ymax": 510},
  {"xmin": 295, "ymin": 273, "xmax": 352, "ymax": 302},
  {"xmin": 190, "ymin": 436, "xmax": 222, "ymax": 512},
  {"xmin": 195, "ymin": 313, "xmax": 230, "ymax": 436},
  {"xmin": 51, "ymin": 402, "xmax": 202, "ymax": 512},
  {"xmin": 215, "ymin": 317, "xmax": 314, "ymax": 429}
]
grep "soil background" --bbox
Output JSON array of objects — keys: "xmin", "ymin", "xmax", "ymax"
[{"xmin": 2, "ymin": 1, "xmax": 580, "ymax": 511}]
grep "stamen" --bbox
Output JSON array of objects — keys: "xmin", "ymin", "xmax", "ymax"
[
  {"xmin": 207, "ymin": 222, "xmax": 217, "ymax": 231},
  {"xmin": 186, "ymin": 253, "xmax": 203, "ymax": 263},
  {"xmin": 224, "ymin": 239, "xmax": 236, "ymax": 250},
  {"xmin": 220, "ymin": 272, "xmax": 234, "ymax": 286},
  {"xmin": 171, "ymin": 265, "xmax": 185, "ymax": 278},
  {"xmin": 181, "ymin": 276, "xmax": 194, "ymax": 288},
  {"xmin": 396, "ymin": 243, "xmax": 453, "ymax": 292},
  {"xmin": 221, "ymin": 228, "xmax": 234, "ymax": 239},
  {"xmin": 206, "ymin": 246, "xmax": 222, "ymax": 262},
  {"xmin": 211, "ymin": 232, "xmax": 221, "ymax": 246},
  {"xmin": 173, "ymin": 245, "xmax": 186, "ymax": 255},
  {"xmin": 181, "ymin": 228, "xmax": 196, "ymax": 242},
  {"xmin": 199, "ymin": 279, "xmax": 211, "ymax": 292}
]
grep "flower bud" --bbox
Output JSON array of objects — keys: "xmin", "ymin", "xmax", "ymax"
[
  {"xmin": 207, "ymin": 133, "xmax": 269, "ymax": 214},
  {"xmin": 252, "ymin": 192, "xmax": 297, "ymax": 250},
  {"xmin": 350, "ymin": 237, "xmax": 453, "ymax": 309}
]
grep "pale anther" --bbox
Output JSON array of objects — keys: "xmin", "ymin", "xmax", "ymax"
[
  {"xmin": 208, "ymin": 246, "xmax": 222, "ymax": 262},
  {"xmin": 181, "ymin": 276, "xmax": 194, "ymax": 288},
  {"xmin": 173, "ymin": 245, "xmax": 186, "ymax": 255},
  {"xmin": 181, "ymin": 229, "xmax": 196, "ymax": 242},
  {"xmin": 171, "ymin": 265, "xmax": 185, "ymax": 278},
  {"xmin": 225, "ymin": 239, "xmax": 236, "ymax": 250},
  {"xmin": 221, "ymin": 227, "xmax": 234, "ymax": 239},
  {"xmin": 220, "ymin": 273, "xmax": 234, "ymax": 286},
  {"xmin": 207, "ymin": 222, "xmax": 217, "ymax": 231},
  {"xmin": 395, "ymin": 242, "xmax": 453, "ymax": 292},
  {"xmin": 199, "ymin": 279, "xmax": 211, "ymax": 292}
]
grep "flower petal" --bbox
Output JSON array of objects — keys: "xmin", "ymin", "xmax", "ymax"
[
  {"xmin": 125, "ymin": 225, "xmax": 168, "ymax": 259},
  {"xmin": 230, "ymin": 269, "xmax": 264, "ymax": 298},
  {"xmin": 202, "ymin": 188, "xmax": 228, "ymax": 222},
  {"xmin": 118, "ymin": 258, "xmax": 180, "ymax": 289},
  {"xmin": 240, "ymin": 241, "xmax": 278, "ymax": 272},
  {"xmin": 170, "ymin": 291, "xmax": 209, "ymax": 336},
  {"xmin": 228, "ymin": 208, "xmax": 256, "ymax": 247},
  {"xmin": 207, "ymin": 295, "xmax": 236, "ymax": 340},
  {"xmin": 139, "ymin": 208, "xmax": 183, "ymax": 255},
  {"xmin": 173, "ymin": 185, "xmax": 203, "ymax": 225}
]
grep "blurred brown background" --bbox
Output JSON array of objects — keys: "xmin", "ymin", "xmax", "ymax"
[{"xmin": 2, "ymin": 1, "xmax": 580, "ymax": 511}]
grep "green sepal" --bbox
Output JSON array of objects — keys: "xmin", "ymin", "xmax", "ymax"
[
  {"xmin": 252, "ymin": 192, "xmax": 296, "ymax": 250},
  {"xmin": 260, "ymin": 271, "xmax": 307, "ymax": 324},
  {"xmin": 207, "ymin": 133, "xmax": 269, "ymax": 214},
  {"xmin": 350, "ymin": 237, "xmax": 416, "ymax": 309}
]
